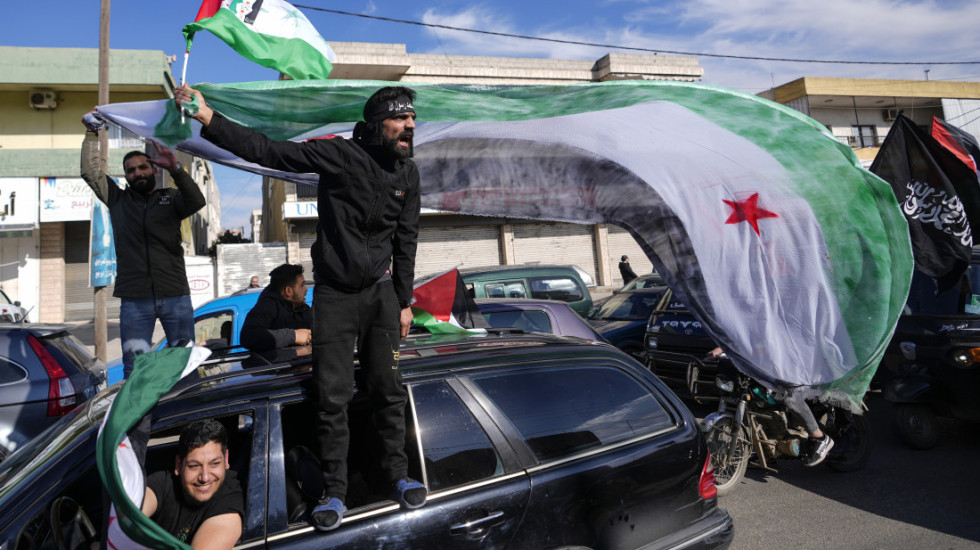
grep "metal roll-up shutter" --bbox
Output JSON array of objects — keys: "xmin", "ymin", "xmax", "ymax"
[
  {"xmin": 298, "ymin": 232, "xmax": 317, "ymax": 277},
  {"xmin": 216, "ymin": 243, "xmax": 288, "ymax": 296},
  {"xmin": 513, "ymin": 223, "xmax": 597, "ymax": 281},
  {"xmin": 64, "ymin": 221, "xmax": 122, "ymax": 321},
  {"xmin": 415, "ymin": 225, "xmax": 500, "ymax": 279},
  {"xmin": 606, "ymin": 225, "xmax": 655, "ymax": 284}
]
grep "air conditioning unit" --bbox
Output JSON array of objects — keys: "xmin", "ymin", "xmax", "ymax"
[
  {"xmin": 29, "ymin": 90, "xmax": 57, "ymax": 110},
  {"xmin": 883, "ymin": 108, "xmax": 899, "ymax": 122}
]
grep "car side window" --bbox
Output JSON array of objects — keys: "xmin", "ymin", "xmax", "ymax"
[
  {"xmin": 0, "ymin": 358, "xmax": 27, "ymax": 384},
  {"xmin": 194, "ymin": 310, "xmax": 235, "ymax": 349},
  {"xmin": 482, "ymin": 309, "xmax": 553, "ymax": 333},
  {"xmin": 413, "ymin": 381, "xmax": 503, "ymax": 491},
  {"xmin": 473, "ymin": 366, "xmax": 673, "ymax": 462},
  {"xmin": 529, "ymin": 277, "xmax": 584, "ymax": 302},
  {"xmin": 486, "ymin": 281, "xmax": 527, "ymax": 299}
]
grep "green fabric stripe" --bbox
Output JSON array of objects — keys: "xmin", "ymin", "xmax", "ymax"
[
  {"xmin": 96, "ymin": 347, "xmax": 196, "ymax": 550},
  {"xmin": 182, "ymin": 9, "xmax": 332, "ymax": 81},
  {"xmin": 411, "ymin": 307, "xmax": 470, "ymax": 334},
  {"xmin": 157, "ymin": 79, "xmax": 911, "ymax": 399}
]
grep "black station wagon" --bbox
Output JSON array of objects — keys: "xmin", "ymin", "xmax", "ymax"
[{"xmin": 0, "ymin": 331, "xmax": 732, "ymax": 550}]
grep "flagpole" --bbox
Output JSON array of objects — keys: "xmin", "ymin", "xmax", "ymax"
[{"xmin": 180, "ymin": 50, "xmax": 189, "ymax": 124}]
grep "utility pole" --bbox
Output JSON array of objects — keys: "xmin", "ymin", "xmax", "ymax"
[{"xmin": 94, "ymin": 0, "xmax": 110, "ymax": 362}]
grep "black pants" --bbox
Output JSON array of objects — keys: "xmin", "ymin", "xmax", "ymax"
[{"xmin": 312, "ymin": 280, "xmax": 408, "ymax": 501}]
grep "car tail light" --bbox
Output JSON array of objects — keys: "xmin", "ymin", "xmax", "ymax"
[
  {"xmin": 699, "ymin": 453, "xmax": 718, "ymax": 500},
  {"xmin": 27, "ymin": 335, "xmax": 77, "ymax": 416}
]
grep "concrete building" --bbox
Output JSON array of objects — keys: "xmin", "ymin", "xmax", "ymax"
[
  {"xmin": 0, "ymin": 46, "xmax": 221, "ymax": 322},
  {"xmin": 759, "ymin": 77, "xmax": 980, "ymax": 166},
  {"xmin": 259, "ymin": 42, "xmax": 705, "ymax": 289}
]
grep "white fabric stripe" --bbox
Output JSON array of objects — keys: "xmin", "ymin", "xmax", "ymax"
[{"xmin": 223, "ymin": 0, "xmax": 336, "ymax": 61}]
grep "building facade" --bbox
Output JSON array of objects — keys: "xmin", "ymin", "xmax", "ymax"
[
  {"xmin": 260, "ymin": 42, "xmax": 705, "ymax": 288},
  {"xmin": 759, "ymin": 77, "xmax": 980, "ymax": 166},
  {"xmin": 0, "ymin": 46, "xmax": 221, "ymax": 322}
]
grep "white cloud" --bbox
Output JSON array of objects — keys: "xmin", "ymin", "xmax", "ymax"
[{"xmin": 415, "ymin": 1, "xmax": 980, "ymax": 92}]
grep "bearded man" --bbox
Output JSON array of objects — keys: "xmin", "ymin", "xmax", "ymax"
[
  {"xmin": 80, "ymin": 111, "xmax": 206, "ymax": 379},
  {"xmin": 176, "ymin": 84, "xmax": 426, "ymax": 532},
  {"xmin": 142, "ymin": 419, "xmax": 244, "ymax": 549}
]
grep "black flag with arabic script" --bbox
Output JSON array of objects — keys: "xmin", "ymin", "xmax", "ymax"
[{"xmin": 871, "ymin": 114, "xmax": 980, "ymax": 292}]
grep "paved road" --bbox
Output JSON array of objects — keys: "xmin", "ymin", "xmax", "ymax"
[{"xmin": 702, "ymin": 395, "xmax": 980, "ymax": 549}]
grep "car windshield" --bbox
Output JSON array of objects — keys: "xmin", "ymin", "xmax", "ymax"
[
  {"xmin": 590, "ymin": 290, "xmax": 666, "ymax": 321},
  {"xmin": 0, "ymin": 289, "xmax": 11, "ymax": 305},
  {"xmin": 621, "ymin": 275, "xmax": 662, "ymax": 292}
]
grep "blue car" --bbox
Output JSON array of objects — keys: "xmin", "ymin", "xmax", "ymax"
[
  {"xmin": 107, "ymin": 290, "xmax": 606, "ymax": 384},
  {"xmin": 106, "ymin": 287, "xmax": 313, "ymax": 384},
  {"xmin": 588, "ymin": 286, "xmax": 670, "ymax": 360}
]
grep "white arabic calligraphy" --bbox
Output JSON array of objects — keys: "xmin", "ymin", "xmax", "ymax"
[{"xmin": 903, "ymin": 180, "xmax": 973, "ymax": 247}]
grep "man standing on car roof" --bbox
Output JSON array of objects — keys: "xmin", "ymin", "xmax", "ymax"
[
  {"xmin": 175, "ymin": 84, "xmax": 425, "ymax": 532},
  {"xmin": 80, "ymin": 112, "xmax": 206, "ymax": 379}
]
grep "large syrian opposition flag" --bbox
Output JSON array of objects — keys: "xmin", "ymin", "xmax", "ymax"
[
  {"xmin": 95, "ymin": 79, "xmax": 914, "ymax": 409},
  {"xmin": 183, "ymin": 0, "xmax": 335, "ymax": 81},
  {"xmin": 871, "ymin": 114, "xmax": 980, "ymax": 292},
  {"xmin": 97, "ymin": 345, "xmax": 212, "ymax": 550},
  {"xmin": 411, "ymin": 267, "xmax": 489, "ymax": 334}
]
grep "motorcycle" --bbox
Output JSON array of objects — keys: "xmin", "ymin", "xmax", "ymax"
[{"xmin": 699, "ymin": 362, "xmax": 873, "ymax": 495}]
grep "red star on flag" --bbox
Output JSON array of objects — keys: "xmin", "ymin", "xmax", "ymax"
[{"xmin": 723, "ymin": 193, "xmax": 778, "ymax": 236}]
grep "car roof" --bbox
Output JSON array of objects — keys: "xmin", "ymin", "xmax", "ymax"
[
  {"xmin": 152, "ymin": 331, "xmax": 612, "ymax": 404},
  {"xmin": 0, "ymin": 323, "xmax": 74, "ymax": 336},
  {"xmin": 459, "ymin": 264, "xmax": 583, "ymax": 276},
  {"xmin": 475, "ymin": 298, "xmax": 580, "ymax": 310}
]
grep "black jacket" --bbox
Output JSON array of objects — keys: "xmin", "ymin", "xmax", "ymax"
[
  {"xmin": 619, "ymin": 262, "xmax": 638, "ymax": 283},
  {"xmin": 81, "ymin": 132, "xmax": 206, "ymax": 298},
  {"xmin": 240, "ymin": 288, "xmax": 313, "ymax": 352},
  {"xmin": 201, "ymin": 113, "xmax": 420, "ymax": 307}
]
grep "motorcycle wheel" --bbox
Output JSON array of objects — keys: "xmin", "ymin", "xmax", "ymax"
[
  {"xmin": 704, "ymin": 416, "xmax": 750, "ymax": 495},
  {"xmin": 895, "ymin": 404, "xmax": 940, "ymax": 450},
  {"xmin": 823, "ymin": 408, "xmax": 872, "ymax": 472}
]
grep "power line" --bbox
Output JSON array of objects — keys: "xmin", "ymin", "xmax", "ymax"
[{"xmin": 295, "ymin": 4, "xmax": 980, "ymax": 67}]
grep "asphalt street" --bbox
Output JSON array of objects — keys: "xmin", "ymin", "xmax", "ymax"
[{"xmin": 702, "ymin": 394, "xmax": 980, "ymax": 549}]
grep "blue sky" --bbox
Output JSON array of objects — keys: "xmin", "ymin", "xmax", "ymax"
[{"xmin": 5, "ymin": 1, "xmax": 980, "ymax": 236}]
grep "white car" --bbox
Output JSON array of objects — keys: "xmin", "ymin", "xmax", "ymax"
[{"xmin": 0, "ymin": 289, "xmax": 28, "ymax": 322}]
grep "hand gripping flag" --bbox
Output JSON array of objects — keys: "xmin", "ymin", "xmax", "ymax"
[
  {"xmin": 411, "ymin": 268, "xmax": 489, "ymax": 334},
  {"xmin": 96, "ymin": 345, "xmax": 212, "ymax": 550},
  {"xmin": 95, "ymin": 79, "xmax": 914, "ymax": 410},
  {"xmin": 183, "ymin": 0, "xmax": 335, "ymax": 81},
  {"xmin": 871, "ymin": 114, "xmax": 980, "ymax": 292}
]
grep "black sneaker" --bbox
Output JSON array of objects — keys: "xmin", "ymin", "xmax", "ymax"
[
  {"xmin": 311, "ymin": 497, "xmax": 345, "ymax": 531},
  {"xmin": 393, "ymin": 477, "xmax": 427, "ymax": 509},
  {"xmin": 803, "ymin": 435, "xmax": 834, "ymax": 467}
]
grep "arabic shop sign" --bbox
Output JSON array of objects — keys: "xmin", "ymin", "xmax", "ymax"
[{"xmin": 40, "ymin": 177, "xmax": 96, "ymax": 222}]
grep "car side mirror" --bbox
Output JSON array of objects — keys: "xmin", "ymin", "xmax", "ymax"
[{"xmin": 14, "ymin": 301, "xmax": 20, "ymax": 307}]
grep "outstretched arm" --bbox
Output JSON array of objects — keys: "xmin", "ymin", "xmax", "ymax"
[{"xmin": 174, "ymin": 85, "xmax": 343, "ymax": 175}]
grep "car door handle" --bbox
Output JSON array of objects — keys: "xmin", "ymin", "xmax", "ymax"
[{"xmin": 450, "ymin": 510, "xmax": 506, "ymax": 537}]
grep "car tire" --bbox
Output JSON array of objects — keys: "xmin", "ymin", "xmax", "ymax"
[
  {"xmin": 895, "ymin": 403, "xmax": 940, "ymax": 450},
  {"xmin": 704, "ymin": 416, "xmax": 750, "ymax": 496}
]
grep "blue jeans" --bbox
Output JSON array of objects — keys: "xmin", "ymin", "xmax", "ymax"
[{"xmin": 120, "ymin": 294, "xmax": 195, "ymax": 379}]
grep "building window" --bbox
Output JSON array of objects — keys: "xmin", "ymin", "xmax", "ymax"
[
  {"xmin": 852, "ymin": 125, "xmax": 878, "ymax": 148},
  {"xmin": 107, "ymin": 124, "xmax": 143, "ymax": 149}
]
